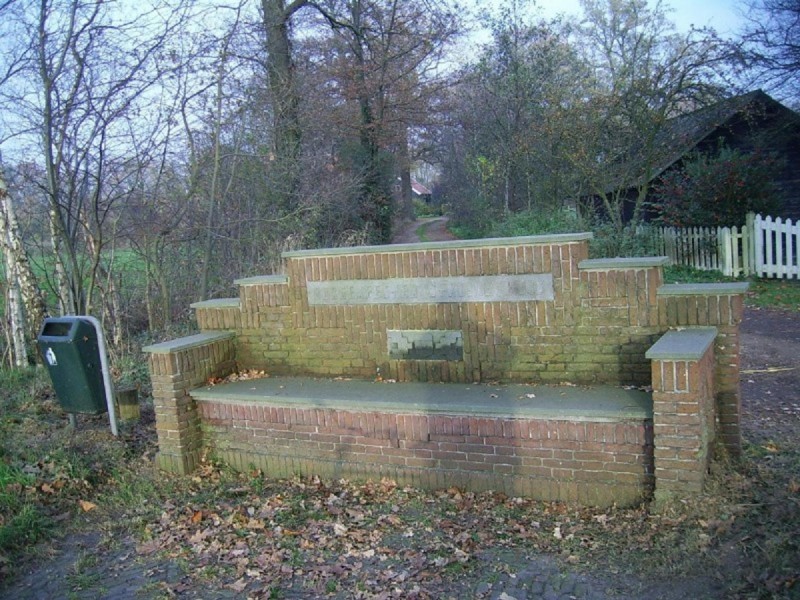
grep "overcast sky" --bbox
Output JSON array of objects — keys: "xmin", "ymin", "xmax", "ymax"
[
  {"xmin": 536, "ymin": 0, "xmax": 747, "ymax": 33},
  {"xmin": 468, "ymin": 0, "xmax": 748, "ymax": 36},
  {"xmin": 454, "ymin": 0, "xmax": 750, "ymax": 69}
]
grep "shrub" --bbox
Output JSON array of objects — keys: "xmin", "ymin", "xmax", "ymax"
[
  {"xmin": 486, "ymin": 207, "xmax": 583, "ymax": 238},
  {"xmin": 412, "ymin": 199, "xmax": 441, "ymax": 218},
  {"xmin": 652, "ymin": 145, "xmax": 782, "ymax": 227},
  {"xmin": 589, "ymin": 223, "xmax": 662, "ymax": 258}
]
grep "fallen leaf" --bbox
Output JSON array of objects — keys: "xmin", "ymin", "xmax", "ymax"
[
  {"xmin": 191, "ymin": 510, "xmax": 203, "ymax": 524},
  {"xmin": 79, "ymin": 500, "xmax": 97, "ymax": 512},
  {"xmin": 136, "ymin": 541, "xmax": 160, "ymax": 555}
]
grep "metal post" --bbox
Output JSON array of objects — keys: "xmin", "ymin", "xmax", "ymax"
[{"xmin": 80, "ymin": 315, "xmax": 118, "ymax": 436}]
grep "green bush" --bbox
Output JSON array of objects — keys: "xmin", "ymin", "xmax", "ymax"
[
  {"xmin": 589, "ymin": 223, "xmax": 662, "ymax": 258},
  {"xmin": 486, "ymin": 207, "xmax": 584, "ymax": 238},
  {"xmin": 412, "ymin": 199, "xmax": 441, "ymax": 218}
]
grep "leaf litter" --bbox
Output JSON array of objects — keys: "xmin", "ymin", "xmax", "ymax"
[
  {"xmin": 2, "ymin": 308, "xmax": 800, "ymax": 598},
  {"xmin": 123, "ymin": 452, "xmax": 792, "ymax": 599}
]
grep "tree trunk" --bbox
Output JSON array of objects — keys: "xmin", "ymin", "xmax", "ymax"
[
  {"xmin": 48, "ymin": 210, "xmax": 72, "ymax": 315},
  {"xmin": 398, "ymin": 129, "xmax": 414, "ymax": 220},
  {"xmin": 0, "ymin": 168, "xmax": 49, "ymax": 350},
  {"xmin": 261, "ymin": 0, "xmax": 307, "ymax": 209},
  {"xmin": 3, "ymin": 262, "xmax": 27, "ymax": 367}
]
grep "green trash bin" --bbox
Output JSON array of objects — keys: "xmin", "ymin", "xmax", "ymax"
[{"xmin": 37, "ymin": 317, "xmax": 108, "ymax": 414}]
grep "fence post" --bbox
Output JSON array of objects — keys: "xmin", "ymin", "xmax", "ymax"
[
  {"xmin": 751, "ymin": 213, "xmax": 763, "ymax": 277},
  {"xmin": 719, "ymin": 227, "xmax": 732, "ymax": 277},
  {"xmin": 787, "ymin": 217, "xmax": 797, "ymax": 279}
]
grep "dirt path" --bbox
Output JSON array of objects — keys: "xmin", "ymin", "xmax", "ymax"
[
  {"xmin": 3, "ymin": 302, "xmax": 798, "ymax": 598},
  {"xmin": 739, "ymin": 307, "xmax": 800, "ymax": 445},
  {"xmin": 391, "ymin": 216, "xmax": 457, "ymax": 244}
]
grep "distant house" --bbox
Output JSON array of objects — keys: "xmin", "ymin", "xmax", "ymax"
[
  {"xmin": 411, "ymin": 180, "xmax": 433, "ymax": 204},
  {"xmin": 598, "ymin": 90, "xmax": 800, "ymax": 222}
]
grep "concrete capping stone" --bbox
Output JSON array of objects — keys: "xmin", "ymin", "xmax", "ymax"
[
  {"xmin": 281, "ymin": 232, "xmax": 593, "ymax": 258},
  {"xmin": 657, "ymin": 282, "xmax": 750, "ymax": 296},
  {"xmin": 645, "ymin": 327, "xmax": 718, "ymax": 361},
  {"xmin": 234, "ymin": 275, "xmax": 289, "ymax": 286},
  {"xmin": 142, "ymin": 331, "xmax": 235, "ymax": 355},
  {"xmin": 579, "ymin": 257, "xmax": 669, "ymax": 270},
  {"xmin": 191, "ymin": 377, "xmax": 653, "ymax": 421},
  {"xmin": 190, "ymin": 298, "xmax": 241, "ymax": 309}
]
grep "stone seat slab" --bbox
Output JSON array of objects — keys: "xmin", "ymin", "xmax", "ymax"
[{"xmin": 191, "ymin": 376, "xmax": 652, "ymax": 422}]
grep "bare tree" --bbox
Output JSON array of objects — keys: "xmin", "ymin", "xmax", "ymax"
[
  {"xmin": 1, "ymin": 0, "xmax": 193, "ymax": 321},
  {"xmin": 570, "ymin": 0, "xmax": 728, "ymax": 233},
  {"xmin": 738, "ymin": 0, "xmax": 800, "ymax": 103},
  {"xmin": 448, "ymin": 6, "xmax": 588, "ymax": 219},
  {"xmin": 260, "ymin": 0, "xmax": 310, "ymax": 209}
]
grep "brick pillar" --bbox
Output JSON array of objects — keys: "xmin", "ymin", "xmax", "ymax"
[
  {"xmin": 144, "ymin": 332, "xmax": 236, "ymax": 474},
  {"xmin": 646, "ymin": 328, "xmax": 717, "ymax": 506},
  {"xmin": 714, "ymin": 293, "xmax": 745, "ymax": 456}
]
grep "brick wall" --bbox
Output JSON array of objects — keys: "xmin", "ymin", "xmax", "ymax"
[
  {"xmin": 193, "ymin": 240, "xmax": 746, "ymax": 430},
  {"xmin": 196, "ymin": 236, "xmax": 671, "ymax": 387},
  {"xmin": 197, "ymin": 399, "xmax": 653, "ymax": 507}
]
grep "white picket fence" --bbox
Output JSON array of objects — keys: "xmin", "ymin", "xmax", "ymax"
[{"xmin": 650, "ymin": 213, "xmax": 799, "ymax": 279}]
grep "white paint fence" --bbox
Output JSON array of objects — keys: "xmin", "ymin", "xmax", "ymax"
[{"xmin": 649, "ymin": 213, "xmax": 799, "ymax": 279}]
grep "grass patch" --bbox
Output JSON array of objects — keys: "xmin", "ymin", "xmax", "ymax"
[
  {"xmin": 663, "ymin": 265, "xmax": 800, "ymax": 311},
  {"xmin": 0, "ymin": 503, "xmax": 49, "ymax": 553},
  {"xmin": 745, "ymin": 277, "xmax": 800, "ymax": 311},
  {"xmin": 0, "ymin": 369, "xmax": 54, "ymax": 556},
  {"xmin": 0, "ymin": 366, "xmax": 162, "ymax": 583},
  {"xmin": 66, "ymin": 551, "xmax": 102, "ymax": 591},
  {"xmin": 414, "ymin": 223, "xmax": 430, "ymax": 243},
  {"xmin": 662, "ymin": 265, "xmax": 739, "ymax": 284},
  {"xmin": 446, "ymin": 223, "xmax": 479, "ymax": 239},
  {"xmin": 414, "ymin": 220, "xmax": 433, "ymax": 243}
]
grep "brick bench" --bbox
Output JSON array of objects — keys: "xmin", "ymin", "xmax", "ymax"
[{"xmin": 144, "ymin": 234, "xmax": 749, "ymax": 506}]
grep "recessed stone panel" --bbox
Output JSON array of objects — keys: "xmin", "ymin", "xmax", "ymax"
[
  {"xmin": 306, "ymin": 274, "xmax": 554, "ymax": 306},
  {"xmin": 387, "ymin": 330, "xmax": 463, "ymax": 361}
]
